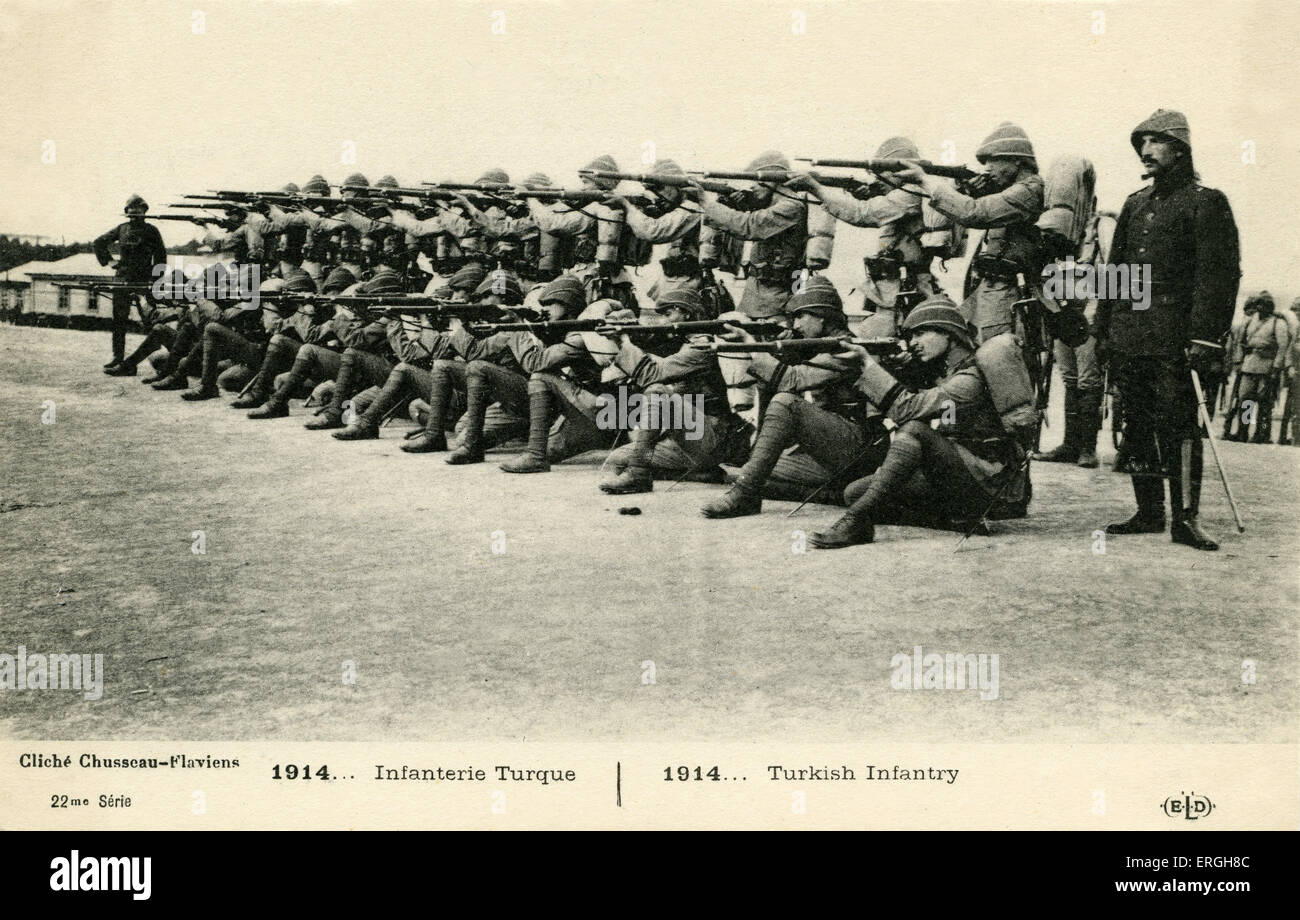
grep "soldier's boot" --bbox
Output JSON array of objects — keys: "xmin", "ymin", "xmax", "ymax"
[
  {"xmin": 182, "ymin": 325, "xmax": 227, "ymax": 401},
  {"xmin": 699, "ymin": 483, "xmax": 762, "ymax": 519},
  {"xmin": 808, "ymin": 511, "xmax": 874, "ymax": 549},
  {"xmin": 305, "ymin": 351, "xmax": 354, "ymax": 430},
  {"xmin": 232, "ymin": 338, "xmax": 291, "ymax": 409},
  {"xmin": 105, "ymin": 362, "xmax": 137, "ymax": 377},
  {"xmin": 700, "ymin": 391, "xmax": 808, "ymax": 517},
  {"xmin": 401, "ymin": 372, "xmax": 454, "ymax": 454},
  {"xmin": 1169, "ymin": 438, "xmax": 1218, "ymax": 551},
  {"xmin": 334, "ymin": 365, "xmax": 409, "ymax": 441},
  {"xmin": 1075, "ymin": 388, "xmax": 1102, "ymax": 468},
  {"xmin": 445, "ymin": 364, "xmax": 493, "ymax": 464},
  {"xmin": 1251, "ymin": 402, "xmax": 1274, "ymax": 444},
  {"xmin": 1033, "ymin": 386, "xmax": 1079, "ymax": 463},
  {"xmin": 498, "ymin": 376, "xmax": 552, "ymax": 472},
  {"xmin": 152, "ymin": 354, "xmax": 194, "ymax": 390},
  {"xmin": 599, "ymin": 429, "xmax": 654, "ymax": 494},
  {"xmin": 1106, "ymin": 474, "xmax": 1166, "ymax": 534}
]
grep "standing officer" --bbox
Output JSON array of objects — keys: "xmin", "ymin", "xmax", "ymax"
[
  {"xmin": 94, "ymin": 195, "xmax": 167, "ymax": 372},
  {"xmin": 1094, "ymin": 109, "xmax": 1240, "ymax": 551}
]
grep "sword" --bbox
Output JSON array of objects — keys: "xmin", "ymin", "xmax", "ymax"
[{"xmin": 1190, "ymin": 368, "xmax": 1245, "ymax": 533}]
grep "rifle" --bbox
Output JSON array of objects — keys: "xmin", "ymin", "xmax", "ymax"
[
  {"xmin": 795, "ymin": 157, "xmax": 979, "ymax": 183},
  {"xmin": 708, "ymin": 336, "xmax": 910, "ymax": 357},
  {"xmin": 147, "ymin": 214, "xmax": 220, "ymax": 226},
  {"xmin": 692, "ymin": 168, "xmax": 862, "ymax": 190},
  {"xmin": 513, "ymin": 188, "xmax": 611, "ymax": 206},
  {"xmin": 578, "ymin": 169, "xmax": 735, "ymax": 195},
  {"xmin": 466, "ymin": 319, "xmax": 788, "ymax": 338},
  {"xmin": 169, "ymin": 202, "xmax": 248, "ymax": 211}
]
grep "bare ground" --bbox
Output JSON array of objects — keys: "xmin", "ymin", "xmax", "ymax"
[{"xmin": 1, "ymin": 326, "xmax": 1296, "ymax": 742}]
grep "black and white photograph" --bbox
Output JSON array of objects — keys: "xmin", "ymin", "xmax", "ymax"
[{"xmin": 0, "ymin": 0, "xmax": 1295, "ymax": 840}]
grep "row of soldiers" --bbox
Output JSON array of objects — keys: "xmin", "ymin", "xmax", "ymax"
[{"xmin": 90, "ymin": 111, "xmax": 1242, "ymax": 550}]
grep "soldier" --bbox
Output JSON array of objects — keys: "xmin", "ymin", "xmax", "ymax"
[
  {"xmin": 810, "ymin": 297, "xmax": 1027, "ymax": 548},
  {"xmin": 1227, "ymin": 291, "xmax": 1290, "ymax": 443},
  {"xmin": 695, "ymin": 150, "xmax": 835, "ymax": 320},
  {"xmin": 1033, "ymin": 208, "xmax": 1104, "ymax": 468},
  {"xmin": 893, "ymin": 123, "xmax": 1044, "ymax": 344},
  {"xmin": 788, "ymin": 136, "xmax": 944, "ymax": 326},
  {"xmin": 598, "ymin": 289, "xmax": 745, "ymax": 494},
  {"xmin": 1094, "ymin": 109, "xmax": 1240, "ymax": 551},
  {"xmin": 1219, "ymin": 297, "xmax": 1257, "ymax": 440},
  {"xmin": 178, "ymin": 271, "xmax": 293, "ymax": 401},
  {"xmin": 230, "ymin": 267, "xmax": 342, "ymax": 410},
  {"xmin": 94, "ymin": 195, "xmax": 167, "ymax": 372},
  {"xmin": 699, "ymin": 279, "xmax": 882, "ymax": 519},
  {"xmin": 436, "ymin": 271, "xmax": 590, "ymax": 460},
  {"xmin": 494, "ymin": 293, "xmax": 623, "ymax": 473},
  {"xmin": 329, "ymin": 269, "xmax": 495, "ymax": 441},
  {"xmin": 398, "ymin": 268, "xmax": 530, "ymax": 454},
  {"xmin": 246, "ymin": 259, "xmax": 397, "ymax": 422},
  {"xmin": 1280, "ymin": 298, "xmax": 1300, "ymax": 446},
  {"xmin": 526, "ymin": 156, "xmax": 638, "ymax": 309},
  {"xmin": 604, "ymin": 159, "xmax": 733, "ymax": 317}
]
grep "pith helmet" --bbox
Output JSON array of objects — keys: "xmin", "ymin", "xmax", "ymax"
[
  {"xmin": 875, "ymin": 137, "xmax": 919, "ymax": 160},
  {"xmin": 975, "ymin": 122, "xmax": 1036, "ymax": 167},
  {"xmin": 1130, "ymin": 108, "xmax": 1191, "ymax": 154},
  {"xmin": 654, "ymin": 288, "xmax": 705, "ymax": 319},
  {"xmin": 901, "ymin": 294, "xmax": 976, "ymax": 349},
  {"xmin": 538, "ymin": 274, "xmax": 586, "ymax": 314}
]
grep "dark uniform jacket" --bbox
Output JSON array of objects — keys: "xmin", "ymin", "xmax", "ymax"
[
  {"xmin": 1094, "ymin": 172, "xmax": 1240, "ymax": 357},
  {"xmin": 94, "ymin": 221, "xmax": 167, "ymax": 282}
]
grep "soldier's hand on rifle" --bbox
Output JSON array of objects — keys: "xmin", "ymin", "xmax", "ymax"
[
  {"xmin": 721, "ymin": 323, "xmax": 756, "ymax": 344},
  {"xmin": 1187, "ymin": 340, "xmax": 1222, "ymax": 363},
  {"xmin": 601, "ymin": 195, "xmax": 628, "ymax": 210},
  {"xmin": 887, "ymin": 160, "xmax": 926, "ymax": 184},
  {"xmin": 838, "ymin": 341, "xmax": 871, "ymax": 363},
  {"xmin": 783, "ymin": 172, "xmax": 819, "ymax": 193}
]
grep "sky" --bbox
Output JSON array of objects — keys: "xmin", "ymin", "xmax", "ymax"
[{"xmin": 2, "ymin": 0, "xmax": 1296, "ymax": 301}]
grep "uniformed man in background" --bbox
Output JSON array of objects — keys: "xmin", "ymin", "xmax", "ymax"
[{"xmin": 95, "ymin": 195, "xmax": 167, "ymax": 373}]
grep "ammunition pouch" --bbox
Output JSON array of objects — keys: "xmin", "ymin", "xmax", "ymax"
[
  {"xmin": 660, "ymin": 252, "xmax": 701, "ymax": 279},
  {"xmin": 752, "ymin": 260, "xmax": 798, "ymax": 288},
  {"xmin": 864, "ymin": 254, "xmax": 905, "ymax": 281},
  {"xmin": 972, "ymin": 254, "xmax": 1024, "ymax": 284}
]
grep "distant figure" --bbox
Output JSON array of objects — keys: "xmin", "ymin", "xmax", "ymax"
[{"xmin": 94, "ymin": 195, "xmax": 166, "ymax": 373}]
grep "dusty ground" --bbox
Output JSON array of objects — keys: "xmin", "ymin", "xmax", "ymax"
[{"xmin": 1, "ymin": 326, "xmax": 1296, "ymax": 742}]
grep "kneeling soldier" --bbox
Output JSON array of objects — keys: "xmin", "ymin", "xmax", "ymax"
[
  {"xmin": 599, "ymin": 289, "xmax": 740, "ymax": 493},
  {"xmin": 810, "ymin": 297, "xmax": 1027, "ymax": 547},
  {"xmin": 699, "ymin": 278, "xmax": 881, "ymax": 518}
]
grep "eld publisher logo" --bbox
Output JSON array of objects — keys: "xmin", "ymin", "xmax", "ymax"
[
  {"xmin": 49, "ymin": 850, "xmax": 151, "ymax": 900},
  {"xmin": 1162, "ymin": 791, "xmax": 1215, "ymax": 820}
]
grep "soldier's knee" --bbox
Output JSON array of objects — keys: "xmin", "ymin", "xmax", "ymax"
[
  {"xmin": 768, "ymin": 392, "xmax": 799, "ymax": 411},
  {"xmin": 897, "ymin": 419, "xmax": 930, "ymax": 439}
]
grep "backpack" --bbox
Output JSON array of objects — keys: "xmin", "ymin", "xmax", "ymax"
[{"xmin": 974, "ymin": 332, "xmax": 1038, "ymax": 449}]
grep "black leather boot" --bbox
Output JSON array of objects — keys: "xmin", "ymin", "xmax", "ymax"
[
  {"xmin": 1106, "ymin": 475, "xmax": 1166, "ymax": 534},
  {"xmin": 809, "ymin": 512, "xmax": 874, "ymax": 548},
  {"xmin": 700, "ymin": 483, "xmax": 762, "ymax": 519}
]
